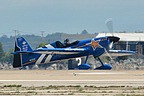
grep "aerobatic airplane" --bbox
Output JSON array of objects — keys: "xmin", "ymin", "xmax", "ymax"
[{"xmin": 11, "ymin": 36, "xmax": 135, "ymax": 70}]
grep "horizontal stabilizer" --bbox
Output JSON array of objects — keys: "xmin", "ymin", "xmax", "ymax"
[{"xmin": 11, "ymin": 51, "xmax": 32, "ymax": 54}]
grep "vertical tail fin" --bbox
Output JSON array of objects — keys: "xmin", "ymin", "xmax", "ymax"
[
  {"xmin": 12, "ymin": 37, "xmax": 33, "ymax": 68},
  {"xmin": 15, "ymin": 37, "xmax": 32, "ymax": 52}
]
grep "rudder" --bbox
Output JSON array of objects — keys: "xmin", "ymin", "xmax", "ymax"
[{"xmin": 12, "ymin": 37, "xmax": 33, "ymax": 68}]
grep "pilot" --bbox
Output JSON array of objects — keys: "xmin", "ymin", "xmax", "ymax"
[{"xmin": 64, "ymin": 38, "xmax": 70, "ymax": 46}]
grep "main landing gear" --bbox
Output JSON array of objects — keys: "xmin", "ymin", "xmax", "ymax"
[
  {"xmin": 94, "ymin": 57, "xmax": 112, "ymax": 70},
  {"xmin": 76, "ymin": 55, "xmax": 112, "ymax": 70},
  {"xmin": 76, "ymin": 55, "xmax": 91, "ymax": 70}
]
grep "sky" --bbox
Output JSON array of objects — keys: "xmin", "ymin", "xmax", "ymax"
[{"xmin": 0, "ymin": 0, "xmax": 144, "ymax": 36}]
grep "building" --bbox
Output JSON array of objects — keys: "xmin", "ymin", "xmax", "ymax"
[{"xmin": 97, "ymin": 32, "xmax": 144, "ymax": 56}]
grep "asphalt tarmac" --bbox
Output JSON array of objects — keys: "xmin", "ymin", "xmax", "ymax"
[{"xmin": 0, "ymin": 70, "xmax": 144, "ymax": 87}]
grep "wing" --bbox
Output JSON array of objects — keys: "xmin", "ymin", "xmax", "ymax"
[
  {"xmin": 34, "ymin": 48, "xmax": 88, "ymax": 54},
  {"xmin": 12, "ymin": 48, "xmax": 88, "ymax": 55},
  {"xmin": 103, "ymin": 50, "xmax": 135, "ymax": 56}
]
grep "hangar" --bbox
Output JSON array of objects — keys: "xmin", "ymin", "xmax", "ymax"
[{"xmin": 97, "ymin": 32, "xmax": 144, "ymax": 56}]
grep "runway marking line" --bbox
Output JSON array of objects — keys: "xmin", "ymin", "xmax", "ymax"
[
  {"xmin": 74, "ymin": 72, "xmax": 126, "ymax": 75},
  {"xmin": 0, "ymin": 80, "xmax": 144, "ymax": 82}
]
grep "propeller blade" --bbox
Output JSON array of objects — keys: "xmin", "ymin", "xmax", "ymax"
[
  {"xmin": 109, "ymin": 42, "xmax": 113, "ymax": 49},
  {"xmin": 105, "ymin": 18, "xmax": 113, "ymax": 36}
]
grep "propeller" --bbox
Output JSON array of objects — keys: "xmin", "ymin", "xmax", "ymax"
[
  {"xmin": 93, "ymin": 18, "xmax": 120, "ymax": 70},
  {"xmin": 105, "ymin": 18, "xmax": 113, "ymax": 36},
  {"xmin": 105, "ymin": 18, "xmax": 120, "ymax": 50},
  {"xmin": 104, "ymin": 18, "xmax": 119, "ymax": 61}
]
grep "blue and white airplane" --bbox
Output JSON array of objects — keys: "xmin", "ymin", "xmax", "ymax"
[{"xmin": 12, "ymin": 36, "xmax": 135, "ymax": 70}]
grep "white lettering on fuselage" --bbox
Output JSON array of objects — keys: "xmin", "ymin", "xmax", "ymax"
[{"xmin": 29, "ymin": 58, "xmax": 35, "ymax": 61}]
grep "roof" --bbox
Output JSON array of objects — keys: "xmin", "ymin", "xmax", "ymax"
[{"xmin": 96, "ymin": 33, "xmax": 144, "ymax": 41}]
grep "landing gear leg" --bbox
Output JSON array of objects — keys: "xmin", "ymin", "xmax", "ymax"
[
  {"xmin": 94, "ymin": 57, "xmax": 112, "ymax": 70},
  {"xmin": 84, "ymin": 55, "xmax": 89, "ymax": 64},
  {"xmin": 76, "ymin": 55, "xmax": 91, "ymax": 70},
  {"xmin": 97, "ymin": 57, "xmax": 104, "ymax": 66}
]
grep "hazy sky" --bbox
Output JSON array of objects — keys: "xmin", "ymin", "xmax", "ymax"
[{"xmin": 0, "ymin": 0, "xmax": 144, "ymax": 36}]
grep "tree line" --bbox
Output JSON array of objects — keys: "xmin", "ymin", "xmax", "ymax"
[{"xmin": 0, "ymin": 42, "xmax": 13, "ymax": 65}]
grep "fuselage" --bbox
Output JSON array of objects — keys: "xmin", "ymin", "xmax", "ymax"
[
  {"xmin": 22, "ymin": 36, "xmax": 111, "ymax": 66},
  {"xmin": 50, "ymin": 37, "xmax": 110, "ymax": 61}
]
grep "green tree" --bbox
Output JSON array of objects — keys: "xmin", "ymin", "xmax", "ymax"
[
  {"xmin": 37, "ymin": 42, "xmax": 48, "ymax": 48},
  {"xmin": 81, "ymin": 29, "xmax": 89, "ymax": 34},
  {"xmin": 0, "ymin": 42, "xmax": 4, "ymax": 61},
  {"xmin": 1, "ymin": 49, "xmax": 13, "ymax": 64}
]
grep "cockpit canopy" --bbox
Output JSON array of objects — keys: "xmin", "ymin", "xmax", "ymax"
[{"xmin": 50, "ymin": 40, "xmax": 80, "ymax": 48}]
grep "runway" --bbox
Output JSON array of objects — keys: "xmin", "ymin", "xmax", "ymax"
[
  {"xmin": 0, "ymin": 70, "xmax": 144, "ymax": 87},
  {"xmin": 0, "ymin": 70, "xmax": 144, "ymax": 95}
]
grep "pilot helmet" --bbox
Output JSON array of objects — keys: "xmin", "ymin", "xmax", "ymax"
[
  {"xmin": 64, "ymin": 38, "xmax": 69, "ymax": 44},
  {"xmin": 65, "ymin": 38, "xmax": 69, "ymax": 42}
]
